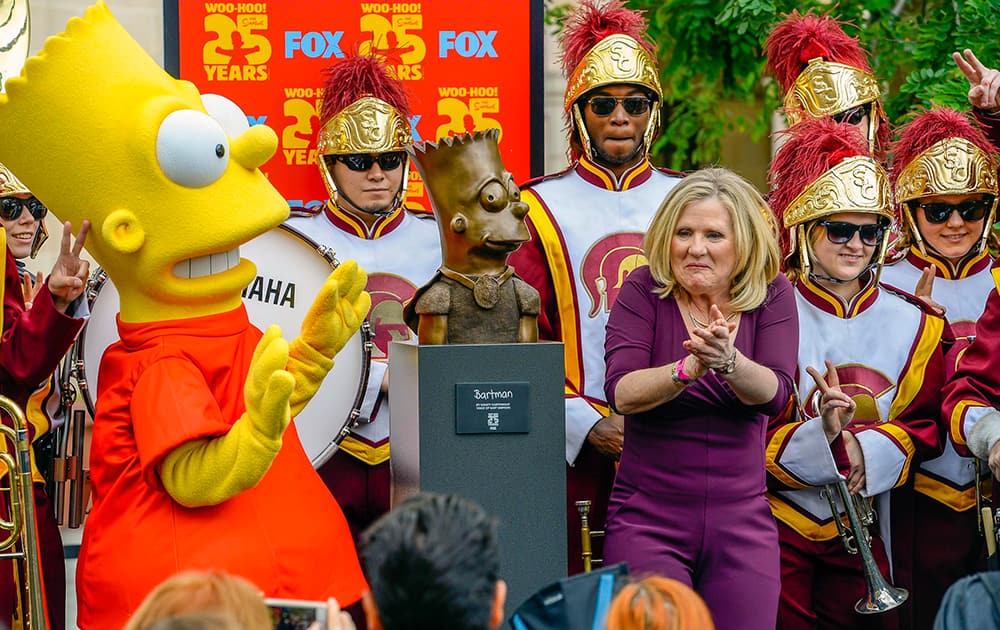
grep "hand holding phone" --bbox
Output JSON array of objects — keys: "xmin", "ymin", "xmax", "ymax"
[
  {"xmin": 265, "ymin": 598, "xmax": 327, "ymax": 630},
  {"xmin": 266, "ymin": 597, "xmax": 357, "ymax": 630},
  {"xmin": 313, "ymin": 598, "xmax": 358, "ymax": 630}
]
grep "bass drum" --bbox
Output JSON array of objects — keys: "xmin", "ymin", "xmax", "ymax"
[{"xmin": 74, "ymin": 224, "xmax": 372, "ymax": 468}]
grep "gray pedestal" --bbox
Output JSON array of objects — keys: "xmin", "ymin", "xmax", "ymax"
[{"xmin": 388, "ymin": 341, "xmax": 566, "ymax": 610}]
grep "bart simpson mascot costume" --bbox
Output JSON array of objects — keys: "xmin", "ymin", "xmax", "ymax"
[{"xmin": 0, "ymin": 3, "xmax": 370, "ymax": 627}]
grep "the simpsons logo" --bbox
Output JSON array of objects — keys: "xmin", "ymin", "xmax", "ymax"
[
  {"xmin": 280, "ymin": 88, "xmax": 321, "ymax": 166},
  {"xmin": 581, "ymin": 233, "xmax": 646, "ymax": 318},
  {"xmin": 358, "ymin": 7, "xmax": 426, "ymax": 81},
  {"xmin": 367, "ymin": 273, "xmax": 418, "ymax": 360},
  {"xmin": 803, "ymin": 364, "xmax": 894, "ymax": 430},
  {"xmin": 203, "ymin": 7, "xmax": 271, "ymax": 82}
]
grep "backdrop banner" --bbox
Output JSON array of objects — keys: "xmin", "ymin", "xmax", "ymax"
[{"xmin": 165, "ymin": 0, "xmax": 542, "ymax": 212}]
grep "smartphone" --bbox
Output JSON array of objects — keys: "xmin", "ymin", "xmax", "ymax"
[{"xmin": 264, "ymin": 598, "xmax": 327, "ymax": 629}]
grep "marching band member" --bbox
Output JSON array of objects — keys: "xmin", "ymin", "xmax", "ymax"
[
  {"xmin": 766, "ymin": 10, "xmax": 889, "ymax": 158},
  {"xmin": 0, "ymin": 163, "xmax": 90, "ymax": 630},
  {"xmin": 508, "ymin": 0, "xmax": 682, "ymax": 573},
  {"xmin": 284, "ymin": 52, "xmax": 441, "ymax": 539},
  {"xmin": 765, "ymin": 119, "xmax": 944, "ymax": 630},
  {"xmin": 881, "ymin": 107, "xmax": 998, "ymax": 630}
]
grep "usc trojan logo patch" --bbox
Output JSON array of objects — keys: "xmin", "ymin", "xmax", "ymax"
[
  {"xmin": 367, "ymin": 273, "xmax": 418, "ymax": 359},
  {"xmin": 580, "ymin": 232, "xmax": 646, "ymax": 318},
  {"xmin": 803, "ymin": 363, "xmax": 894, "ymax": 429}
]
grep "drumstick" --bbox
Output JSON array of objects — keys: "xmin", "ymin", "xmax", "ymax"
[{"xmin": 983, "ymin": 507, "xmax": 998, "ymax": 570}]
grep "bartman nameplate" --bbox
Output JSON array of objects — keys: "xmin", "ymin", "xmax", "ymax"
[{"xmin": 455, "ymin": 382, "xmax": 530, "ymax": 434}]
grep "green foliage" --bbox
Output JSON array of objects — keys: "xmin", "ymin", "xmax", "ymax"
[{"xmin": 543, "ymin": 0, "xmax": 1000, "ymax": 171}]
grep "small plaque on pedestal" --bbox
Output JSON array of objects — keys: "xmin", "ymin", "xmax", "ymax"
[{"xmin": 455, "ymin": 382, "xmax": 530, "ymax": 434}]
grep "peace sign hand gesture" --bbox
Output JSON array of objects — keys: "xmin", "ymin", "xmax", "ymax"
[
  {"xmin": 954, "ymin": 49, "xmax": 1000, "ymax": 113},
  {"xmin": 806, "ymin": 359, "xmax": 856, "ymax": 443},
  {"xmin": 47, "ymin": 221, "xmax": 91, "ymax": 313},
  {"xmin": 914, "ymin": 266, "xmax": 945, "ymax": 316}
]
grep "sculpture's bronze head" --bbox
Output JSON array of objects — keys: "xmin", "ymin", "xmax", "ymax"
[{"xmin": 408, "ymin": 129, "xmax": 529, "ymax": 274}]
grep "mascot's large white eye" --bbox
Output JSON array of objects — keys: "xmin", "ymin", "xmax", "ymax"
[
  {"xmin": 156, "ymin": 109, "xmax": 230, "ymax": 188},
  {"xmin": 202, "ymin": 93, "xmax": 251, "ymax": 137}
]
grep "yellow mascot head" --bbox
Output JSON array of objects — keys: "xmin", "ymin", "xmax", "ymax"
[{"xmin": 0, "ymin": 1, "xmax": 288, "ymax": 322}]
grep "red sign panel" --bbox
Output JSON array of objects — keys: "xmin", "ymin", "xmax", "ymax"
[{"xmin": 166, "ymin": 0, "xmax": 542, "ymax": 212}]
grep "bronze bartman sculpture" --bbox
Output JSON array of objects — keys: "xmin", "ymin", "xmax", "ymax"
[{"xmin": 404, "ymin": 129, "xmax": 539, "ymax": 344}]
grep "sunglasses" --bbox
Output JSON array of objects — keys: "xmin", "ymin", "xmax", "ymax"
[
  {"xmin": 332, "ymin": 152, "xmax": 406, "ymax": 172},
  {"xmin": 918, "ymin": 199, "xmax": 991, "ymax": 224},
  {"xmin": 0, "ymin": 196, "xmax": 48, "ymax": 222},
  {"xmin": 818, "ymin": 220, "xmax": 884, "ymax": 247},
  {"xmin": 832, "ymin": 104, "xmax": 870, "ymax": 126},
  {"xmin": 586, "ymin": 96, "xmax": 653, "ymax": 117}
]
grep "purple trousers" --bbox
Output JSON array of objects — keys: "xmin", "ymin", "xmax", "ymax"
[{"xmin": 604, "ymin": 490, "xmax": 780, "ymax": 630}]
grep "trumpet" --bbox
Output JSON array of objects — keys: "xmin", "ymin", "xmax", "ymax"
[
  {"xmin": 0, "ymin": 395, "xmax": 47, "ymax": 629},
  {"xmin": 822, "ymin": 481, "xmax": 875, "ymax": 554},
  {"xmin": 822, "ymin": 479, "xmax": 908, "ymax": 614}
]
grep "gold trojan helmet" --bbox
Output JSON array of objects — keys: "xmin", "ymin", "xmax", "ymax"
[
  {"xmin": 315, "ymin": 54, "xmax": 412, "ymax": 213},
  {"xmin": 766, "ymin": 12, "xmax": 886, "ymax": 155},
  {"xmin": 769, "ymin": 119, "xmax": 893, "ymax": 283},
  {"xmin": 0, "ymin": 163, "xmax": 29, "ymax": 197},
  {"xmin": 892, "ymin": 108, "xmax": 999, "ymax": 260},
  {"xmin": 560, "ymin": 1, "xmax": 662, "ymax": 162}
]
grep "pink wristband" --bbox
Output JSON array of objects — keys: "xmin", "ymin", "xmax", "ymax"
[{"xmin": 673, "ymin": 357, "xmax": 694, "ymax": 386}]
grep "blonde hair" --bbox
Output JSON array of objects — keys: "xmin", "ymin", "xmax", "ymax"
[
  {"xmin": 147, "ymin": 611, "xmax": 243, "ymax": 630},
  {"xmin": 122, "ymin": 571, "xmax": 272, "ymax": 630},
  {"xmin": 605, "ymin": 575, "xmax": 715, "ymax": 630},
  {"xmin": 645, "ymin": 168, "xmax": 780, "ymax": 312}
]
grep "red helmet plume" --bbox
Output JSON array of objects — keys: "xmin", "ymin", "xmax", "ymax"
[
  {"xmin": 766, "ymin": 11, "xmax": 872, "ymax": 95},
  {"xmin": 770, "ymin": 119, "xmax": 869, "ymax": 214},
  {"xmin": 559, "ymin": 0, "xmax": 655, "ymax": 79},
  {"xmin": 319, "ymin": 54, "xmax": 411, "ymax": 124},
  {"xmin": 891, "ymin": 107, "xmax": 999, "ymax": 184},
  {"xmin": 769, "ymin": 118, "xmax": 873, "ymax": 254}
]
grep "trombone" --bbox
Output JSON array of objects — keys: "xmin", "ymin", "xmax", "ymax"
[
  {"xmin": 0, "ymin": 6, "xmax": 46, "ymax": 625},
  {"xmin": 575, "ymin": 500, "xmax": 605, "ymax": 573},
  {"xmin": 0, "ymin": 395, "xmax": 48, "ymax": 629}
]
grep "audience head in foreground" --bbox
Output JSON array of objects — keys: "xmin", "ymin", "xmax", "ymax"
[
  {"xmin": 122, "ymin": 570, "xmax": 272, "ymax": 630},
  {"xmin": 360, "ymin": 493, "xmax": 506, "ymax": 630},
  {"xmin": 605, "ymin": 576, "xmax": 715, "ymax": 630},
  {"xmin": 146, "ymin": 611, "xmax": 242, "ymax": 630}
]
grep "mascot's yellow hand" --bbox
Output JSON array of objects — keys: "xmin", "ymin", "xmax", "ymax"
[
  {"xmin": 159, "ymin": 325, "xmax": 295, "ymax": 507},
  {"xmin": 245, "ymin": 324, "xmax": 295, "ymax": 445},
  {"xmin": 302, "ymin": 260, "xmax": 371, "ymax": 357},
  {"xmin": 286, "ymin": 261, "xmax": 371, "ymax": 416}
]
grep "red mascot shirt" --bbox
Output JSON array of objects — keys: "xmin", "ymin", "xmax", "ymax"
[{"xmin": 76, "ymin": 305, "xmax": 366, "ymax": 630}]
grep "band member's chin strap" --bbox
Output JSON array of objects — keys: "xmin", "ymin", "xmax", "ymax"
[{"xmin": 809, "ymin": 259, "xmax": 880, "ymax": 286}]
